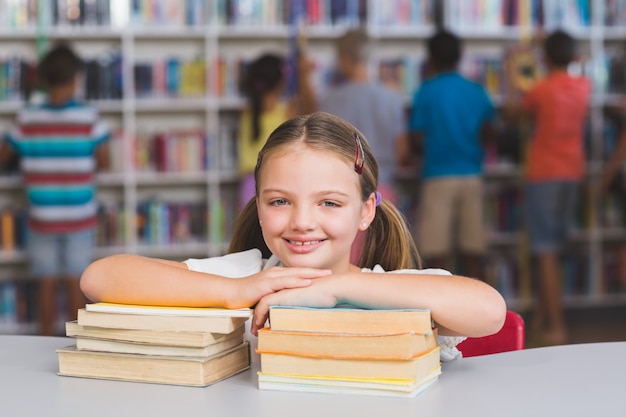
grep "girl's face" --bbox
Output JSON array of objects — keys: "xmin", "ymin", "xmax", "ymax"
[{"xmin": 256, "ymin": 144, "xmax": 375, "ymax": 274}]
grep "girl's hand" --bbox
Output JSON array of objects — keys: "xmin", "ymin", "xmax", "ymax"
[
  {"xmin": 227, "ymin": 267, "xmax": 331, "ymax": 309},
  {"xmin": 250, "ymin": 277, "xmax": 338, "ymax": 335}
]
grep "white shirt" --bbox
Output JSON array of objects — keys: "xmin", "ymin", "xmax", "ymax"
[{"xmin": 184, "ymin": 249, "xmax": 465, "ymax": 362}]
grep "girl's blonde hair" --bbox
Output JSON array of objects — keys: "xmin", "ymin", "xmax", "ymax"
[{"xmin": 228, "ymin": 112, "xmax": 421, "ymax": 270}]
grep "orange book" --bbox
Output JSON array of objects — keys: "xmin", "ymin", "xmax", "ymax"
[
  {"xmin": 257, "ymin": 327, "xmax": 438, "ymax": 360},
  {"xmin": 1, "ymin": 209, "xmax": 15, "ymax": 251}
]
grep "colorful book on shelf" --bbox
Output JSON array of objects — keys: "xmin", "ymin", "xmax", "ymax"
[
  {"xmin": 1, "ymin": 209, "xmax": 15, "ymax": 251},
  {"xmin": 257, "ymin": 327, "xmax": 438, "ymax": 360},
  {"xmin": 259, "ymin": 346, "xmax": 440, "ymax": 381},
  {"xmin": 57, "ymin": 341, "xmax": 250, "ymax": 387},
  {"xmin": 257, "ymin": 366, "xmax": 441, "ymax": 398},
  {"xmin": 65, "ymin": 320, "xmax": 243, "ymax": 348},
  {"xmin": 77, "ymin": 303, "xmax": 251, "ymax": 333},
  {"xmin": 267, "ymin": 306, "xmax": 433, "ymax": 334}
]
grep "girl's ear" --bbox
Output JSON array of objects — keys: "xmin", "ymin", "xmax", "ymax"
[{"xmin": 359, "ymin": 192, "xmax": 377, "ymax": 230}]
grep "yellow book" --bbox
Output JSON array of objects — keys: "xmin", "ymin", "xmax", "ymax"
[
  {"xmin": 85, "ymin": 302, "xmax": 252, "ymax": 317},
  {"xmin": 260, "ymin": 346, "xmax": 440, "ymax": 381},
  {"xmin": 268, "ymin": 306, "xmax": 432, "ymax": 334},
  {"xmin": 257, "ymin": 366, "xmax": 441, "ymax": 398}
]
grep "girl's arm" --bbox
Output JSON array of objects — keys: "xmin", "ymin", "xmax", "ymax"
[
  {"xmin": 252, "ymin": 271, "xmax": 506, "ymax": 338},
  {"xmin": 80, "ymin": 254, "xmax": 331, "ymax": 309}
]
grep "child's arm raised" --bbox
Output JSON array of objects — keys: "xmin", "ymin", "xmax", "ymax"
[
  {"xmin": 251, "ymin": 270, "xmax": 506, "ymax": 338},
  {"xmin": 80, "ymin": 254, "xmax": 331, "ymax": 309}
]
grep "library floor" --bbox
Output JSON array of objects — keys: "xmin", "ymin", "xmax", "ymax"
[{"xmin": 523, "ymin": 305, "xmax": 626, "ymax": 348}]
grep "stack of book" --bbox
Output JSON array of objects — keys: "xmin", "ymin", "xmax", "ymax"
[
  {"xmin": 257, "ymin": 306, "xmax": 441, "ymax": 398},
  {"xmin": 57, "ymin": 302, "xmax": 252, "ymax": 387}
]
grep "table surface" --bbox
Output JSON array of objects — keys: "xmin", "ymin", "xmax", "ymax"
[{"xmin": 1, "ymin": 335, "xmax": 625, "ymax": 417}]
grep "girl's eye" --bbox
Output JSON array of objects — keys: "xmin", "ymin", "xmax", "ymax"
[
  {"xmin": 270, "ymin": 199, "xmax": 288, "ymax": 206},
  {"xmin": 322, "ymin": 201, "xmax": 340, "ymax": 208}
]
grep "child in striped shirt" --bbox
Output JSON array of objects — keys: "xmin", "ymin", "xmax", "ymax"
[{"xmin": 0, "ymin": 43, "xmax": 109, "ymax": 335}]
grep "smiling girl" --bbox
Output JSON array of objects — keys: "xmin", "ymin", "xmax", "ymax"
[{"xmin": 80, "ymin": 112, "xmax": 506, "ymax": 361}]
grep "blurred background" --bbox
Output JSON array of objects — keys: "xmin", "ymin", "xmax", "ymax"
[{"xmin": 0, "ymin": 0, "xmax": 624, "ymax": 345}]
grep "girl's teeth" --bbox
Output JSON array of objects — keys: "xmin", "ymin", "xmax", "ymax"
[{"xmin": 292, "ymin": 240, "xmax": 319, "ymax": 246}]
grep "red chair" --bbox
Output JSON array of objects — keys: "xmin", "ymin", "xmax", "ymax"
[{"xmin": 457, "ymin": 310, "xmax": 525, "ymax": 357}]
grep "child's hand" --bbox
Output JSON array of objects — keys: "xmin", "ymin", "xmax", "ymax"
[
  {"xmin": 227, "ymin": 267, "xmax": 331, "ymax": 310},
  {"xmin": 250, "ymin": 277, "xmax": 337, "ymax": 335}
]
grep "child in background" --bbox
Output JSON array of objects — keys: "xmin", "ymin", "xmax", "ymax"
[
  {"xmin": 318, "ymin": 28, "xmax": 406, "ymax": 205},
  {"xmin": 0, "ymin": 43, "xmax": 110, "ymax": 335},
  {"xmin": 237, "ymin": 52, "xmax": 314, "ymax": 210},
  {"xmin": 317, "ymin": 28, "xmax": 407, "ymax": 265},
  {"xmin": 406, "ymin": 30, "xmax": 496, "ymax": 280},
  {"xmin": 81, "ymin": 112, "xmax": 506, "ymax": 362},
  {"xmin": 506, "ymin": 30, "xmax": 591, "ymax": 345}
]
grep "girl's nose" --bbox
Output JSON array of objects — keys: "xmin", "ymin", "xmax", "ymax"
[{"xmin": 290, "ymin": 206, "xmax": 316, "ymax": 231}]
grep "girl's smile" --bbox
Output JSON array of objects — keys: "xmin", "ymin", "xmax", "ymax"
[{"xmin": 284, "ymin": 238, "xmax": 325, "ymax": 254}]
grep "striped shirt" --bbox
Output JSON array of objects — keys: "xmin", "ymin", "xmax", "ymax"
[{"xmin": 6, "ymin": 100, "xmax": 109, "ymax": 233}]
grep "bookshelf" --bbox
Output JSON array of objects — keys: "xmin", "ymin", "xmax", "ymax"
[
  {"xmin": 1, "ymin": 0, "xmax": 626, "ymax": 332},
  {"xmin": 443, "ymin": 0, "xmax": 626, "ymax": 311}
]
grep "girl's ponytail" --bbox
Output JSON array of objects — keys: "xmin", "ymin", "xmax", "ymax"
[
  {"xmin": 227, "ymin": 198, "xmax": 270, "ymax": 258},
  {"xmin": 358, "ymin": 199, "xmax": 421, "ymax": 271}
]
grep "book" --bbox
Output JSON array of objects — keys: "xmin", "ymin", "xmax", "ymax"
[
  {"xmin": 268, "ymin": 306, "xmax": 432, "ymax": 334},
  {"xmin": 257, "ymin": 367, "xmax": 441, "ymax": 398},
  {"xmin": 57, "ymin": 341, "xmax": 250, "ymax": 387},
  {"xmin": 85, "ymin": 302, "xmax": 252, "ymax": 317},
  {"xmin": 257, "ymin": 327, "xmax": 438, "ymax": 360},
  {"xmin": 77, "ymin": 303, "xmax": 251, "ymax": 333},
  {"xmin": 65, "ymin": 321, "xmax": 241, "ymax": 348},
  {"xmin": 74, "ymin": 325, "xmax": 245, "ymax": 357},
  {"xmin": 260, "ymin": 346, "xmax": 440, "ymax": 381}
]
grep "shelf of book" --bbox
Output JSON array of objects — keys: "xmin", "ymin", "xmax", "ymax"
[
  {"xmin": 1, "ymin": 0, "xmax": 626, "ymax": 334},
  {"xmin": 446, "ymin": 0, "xmax": 626, "ymax": 312}
]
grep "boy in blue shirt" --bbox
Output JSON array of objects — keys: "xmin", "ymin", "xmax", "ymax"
[{"xmin": 405, "ymin": 30, "xmax": 495, "ymax": 279}]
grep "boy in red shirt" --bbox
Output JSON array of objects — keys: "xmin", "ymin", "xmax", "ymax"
[{"xmin": 507, "ymin": 30, "xmax": 591, "ymax": 345}]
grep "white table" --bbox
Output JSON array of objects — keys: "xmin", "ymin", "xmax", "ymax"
[{"xmin": 1, "ymin": 335, "xmax": 624, "ymax": 417}]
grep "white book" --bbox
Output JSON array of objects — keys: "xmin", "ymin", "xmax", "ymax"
[
  {"xmin": 78, "ymin": 303, "xmax": 250, "ymax": 333},
  {"xmin": 65, "ymin": 321, "xmax": 239, "ymax": 347},
  {"xmin": 257, "ymin": 367, "xmax": 441, "ymax": 398},
  {"xmin": 75, "ymin": 325, "xmax": 245, "ymax": 357}
]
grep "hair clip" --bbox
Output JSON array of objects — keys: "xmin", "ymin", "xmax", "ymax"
[
  {"xmin": 354, "ymin": 133, "xmax": 364, "ymax": 174},
  {"xmin": 375, "ymin": 191, "xmax": 382, "ymax": 207}
]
